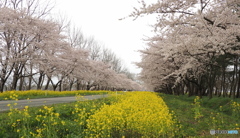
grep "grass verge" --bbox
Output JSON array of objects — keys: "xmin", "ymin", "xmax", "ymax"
[
  {"xmin": 0, "ymin": 92, "xmax": 175, "ymax": 138},
  {"xmin": 0, "ymin": 95, "xmax": 119, "ymax": 138},
  {"xmin": 160, "ymin": 93, "xmax": 240, "ymax": 137},
  {"xmin": 0, "ymin": 90, "xmax": 120, "ymax": 101}
]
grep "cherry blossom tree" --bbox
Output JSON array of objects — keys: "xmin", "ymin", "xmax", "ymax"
[
  {"xmin": 132, "ymin": 0, "xmax": 240, "ymax": 98},
  {"xmin": 0, "ymin": 0, "xmax": 54, "ymax": 18},
  {"xmin": 0, "ymin": 0, "xmax": 142, "ymax": 92},
  {"xmin": 65, "ymin": 25, "xmax": 140, "ymax": 90},
  {"xmin": 0, "ymin": 6, "xmax": 67, "ymax": 91}
]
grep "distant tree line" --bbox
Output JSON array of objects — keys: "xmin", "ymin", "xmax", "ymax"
[
  {"xmin": 131, "ymin": 0, "xmax": 240, "ymax": 98},
  {"xmin": 0, "ymin": 0, "xmax": 141, "ymax": 92}
]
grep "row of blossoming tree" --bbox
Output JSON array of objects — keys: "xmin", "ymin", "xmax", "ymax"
[
  {"xmin": 0, "ymin": 0, "xmax": 141, "ymax": 92},
  {"xmin": 131, "ymin": 0, "xmax": 240, "ymax": 98}
]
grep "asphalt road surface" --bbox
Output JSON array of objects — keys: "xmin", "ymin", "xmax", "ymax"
[{"xmin": 0, "ymin": 94, "xmax": 108, "ymax": 112}]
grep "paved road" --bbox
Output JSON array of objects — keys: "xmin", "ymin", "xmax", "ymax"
[{"xmin": 0, "ymin": 94, "xmax": 108, "ymax": 112}]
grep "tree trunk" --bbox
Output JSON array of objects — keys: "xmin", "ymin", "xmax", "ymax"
[
  {"xmin": 28, "ymin": 75, "xmax": 32, "ymax": 90},
  {"xmin": 208, "ymin": 64, "xmax": 217, "ymax": 99},
  {"xmin": 27, "ymin": 65, "xmax": 33, "ymax": 90},
  {"xmin": 37, "ymin": 72, "xmax": 44, "ymax": 90},
  {"xmin": 86, "ymin": 82, "xmax": 91, "ymax": 90},
  {"xmin": 229, "ymin": 76, "xmax": 233, "ymax": 98},
  {"xmin": 11, "ymin": 71, "xmax": 19, "ymax": 90},
  {"xmin": 232, "ymin": 58, "xmax": 238, "ymax": 99},
  {"xmin": 0, "ymin": 80, "xmax": 6, "ymax": 92},
  {"xmin": 233, "ymin": 57, "xmax": 239, "ymax": 98},
  {"xmin": 236, "ymin": 68, "xmax": 240, "ymax": 98},
  {"xmin": 236, "ymin": 69, "xmax": 240, "ymax": 98},
  {"xmin": 44, "ymin": 77, "xmax": 51, "ymax": 90},
  {"xmin": 58, "ymin": 81, "xmax": 62, "ymax": 91},
  {"xmin": 222, "ymin": 66, "xmax": 226, "ymax": 97},
  {"xmin": 76, "ymin": 81, "xmax": 81, "ymax": 90},
  {"xmin": 19, "ymin": 77, "xmax": 24, "ymax": 91},
  {"xmin": 53, "ymin": 85, "xmax": 57, "ymax": 91},
  {"xmin": 69, "ymin": 80, "xmax": 74, "ymax": 91}
]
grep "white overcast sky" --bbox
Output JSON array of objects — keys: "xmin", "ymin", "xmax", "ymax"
[{"xmin": 52, "ymin": 0, "xmax": 157, "ymax": 73}]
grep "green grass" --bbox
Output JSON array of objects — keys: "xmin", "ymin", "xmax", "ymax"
[
  {"xmin": 1, "ymin": 91, "xmax": 240, "ymax": 137},
  {"xmin": 160, "ymin": 93, "xmax": 240, "ymax": 137},
  {"xmin": 0, "ymin": 90, "xmax": 120, "ymax": 101},
  {"xmin": 0, "ymin": 96, "xmax": 119, "ymax": 138}
]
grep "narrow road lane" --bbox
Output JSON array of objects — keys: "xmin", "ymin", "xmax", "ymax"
[{"xmin": 0, "ymin": 94, "xmax": 108, "ymax": 112}]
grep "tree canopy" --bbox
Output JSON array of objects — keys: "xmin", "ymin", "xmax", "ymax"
[
  {"xmin": 132, "ymin": 0, "xmax": 240, "ymax": 98},
  {"xmin": 0, "ymin": 0, "xmax": 141, "ymax": 92}
]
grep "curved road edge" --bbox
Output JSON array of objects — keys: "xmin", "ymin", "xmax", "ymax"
[{"xmin": 0, "ymin": 94, "xmax": 109, "ymax": 112}]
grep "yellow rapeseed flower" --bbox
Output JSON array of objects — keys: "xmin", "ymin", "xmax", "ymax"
[
  {"xmin": 85, "ymin": 92, "xmax": 175, "ymax": 137},
  {"xmin": 61, "ymin": 121, "xmax": 66, "ymax": 125},
  {"xmin": 55, "ymin": 113, "xmax": 60, "ymax": 118},
  {"xmin": 12, "ymin": 123, "xmax": 16, "ymax": 127}
]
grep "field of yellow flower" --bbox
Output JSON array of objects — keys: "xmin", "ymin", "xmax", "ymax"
[
  {"xmin": 0, "ymin": 90, "xmax": 115, "ymax": 100},
  {"xmin": 0, "ymin": 91, "xmax": 176, "ymax": 138},
  {"xmin": 0, "ymin": 91, "xmax": 115, "ymax": 138},
  {"xmin": 1, "ymin": 90, "xmax": 239, "ymax": 137},
  {"xmin": 85, "ymin": 92, "xmax": 175, "ymax": 137}
]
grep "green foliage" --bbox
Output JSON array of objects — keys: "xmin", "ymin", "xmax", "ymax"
[
  {"xmin": 160, "ymin": 93, "xmax": 240, "ymax": 137},
  {"xmin": 0, "ymin": 90, "xmax": 117, "ymax": 101},
  {"xmin": 0, "ymin": 96, "xmax": 118, "ymax": 138},
  {"xmin": 192, "ymin": 96, "xmax": 203, "ymax": 121},
  {"xmin": 1, "ymin": 91, "xmax": 240, "ymax": 137},
  {"xmin": 230, "ymin": 100, "xmax": 240, "ymax": 120}
]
